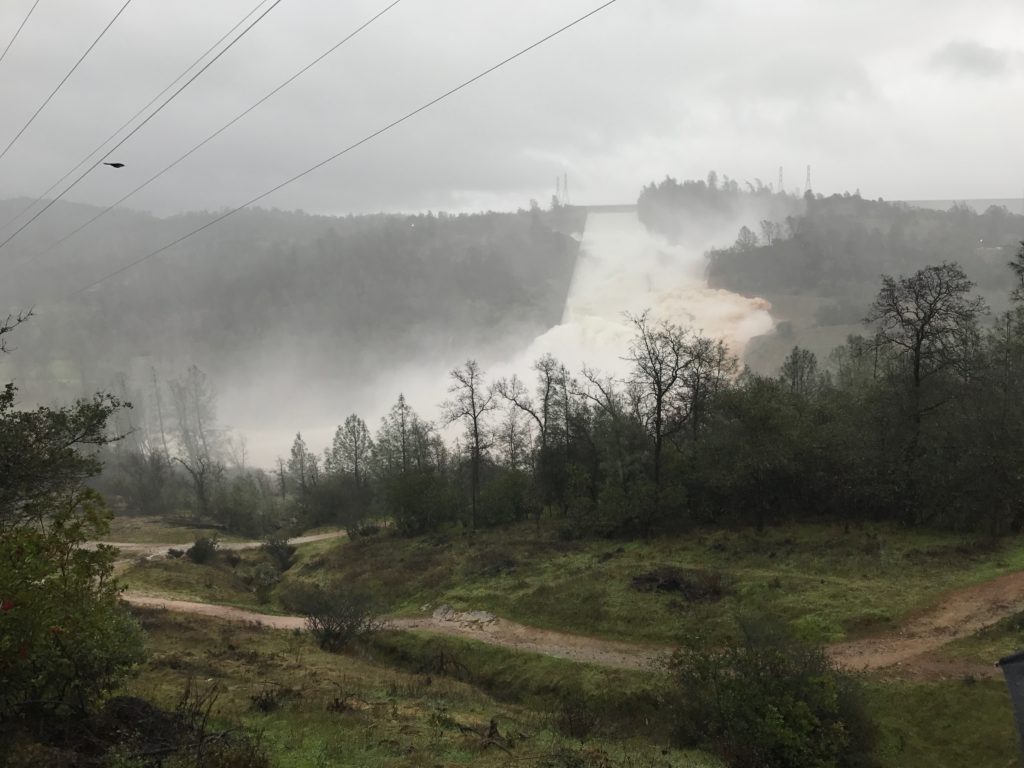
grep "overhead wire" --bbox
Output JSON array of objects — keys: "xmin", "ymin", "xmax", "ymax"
[
  {"xmin": 0, "ymin": 0, "xmax": 42, "ymax": 69},
  {"xmin": 0, "ymin": 0, "xmax": 133, "ymax": 165},
  {"xmin": 0, "ymin": 0, "xmax": 284, "ymax": 255},
  {"xmin": 0, "ymin": 0, "xmax": 273, "ymax": 235},
  {"xmin": 64, "ymin": 0, "xmax": 619, "ymax": 299},
  {"xmin": 17, "ymin": 0, "xmax": 405, "ymax": 262}
]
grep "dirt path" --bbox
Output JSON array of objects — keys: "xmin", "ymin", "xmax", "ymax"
[
  {"xmin": 123, "ymin": 569, "xmax": 1024, "ymax": 678},
  {"xmin": 827, "ymin": 569, "xmax": 1024, "ymax": 677},
  {"xmin": 121, "ymin": 594, "xmax": 669, "ymax": 670},
  {"xmin": 91, "ymin": 530, "xmax": 347, "ymax": 564}
]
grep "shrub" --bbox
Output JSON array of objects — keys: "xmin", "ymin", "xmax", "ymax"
[
  {"xmin": 0, "ymin": 507, "xmax": 146, "ymax": 722},
  {"xmin": 672, "ymin": 615, "xmax": 878, "ymax": 768},
  {"xmin": 250, "ymin": 564, "xmax": 279, "ymax": 605},
  {"xmin": 261, "ymin": 537, "xmax": 296, "ymax": 571},
  {"xmin": 186, "ymin": 536, "xmax": 218, "ymax": 565},
  {"xmin": 347, "ymin": 520, "xmax": 381, "ymax": 540},
  {"xmin": 280, "ymin": 581, "xmax": 382, "ymax": 652}
]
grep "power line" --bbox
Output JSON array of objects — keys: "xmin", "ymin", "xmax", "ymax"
[
  {"xmin": 65, "ymin": 0, "xmax": 619, "ymax": 299},
  {"xmin": 0, "ymin": 0, "xmax": 42, "ymax": 69},
  {"xmin": 0, "ymin": 0, "xmax": 273, "ymax": 235},
  {"xmin": 0, "ymin": 0, "xmax": 284, "ymax": 255},
  {"xmin": 22, "ymin": 0, "xmax": 404, "ymax": 261},
  {"xmin": 0, "ymin": 0, "xmax": 133, "ymax": 165}
]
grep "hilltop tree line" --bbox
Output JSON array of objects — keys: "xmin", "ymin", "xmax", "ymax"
[
  {"xmin": 637, "ymin": 172, "xmax": 805, "ymax": 247},
  {"xmin": 705, "ymin": 192, "xmax": 1022, "ymax": 308},
  {"xmin": 100, "ymin": 249, "xmax": 1024, "ymax": 537}
]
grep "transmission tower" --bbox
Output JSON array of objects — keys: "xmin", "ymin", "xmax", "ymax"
[
  {"xmin": 778, "ymin": 166, "xmax": 784, "ymax": 194},
  {"xmin": 805, "ymin": 165, "xmax": 812, "ymax": 193}
]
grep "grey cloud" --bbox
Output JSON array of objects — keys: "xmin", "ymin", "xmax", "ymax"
[
  {"xmin": 929, "ymin": 40, "xmax": 1012, "ymax": 77},
  {"xmin": 1, "ymin": 0, "xmax": 1024, "ymax": 218}
]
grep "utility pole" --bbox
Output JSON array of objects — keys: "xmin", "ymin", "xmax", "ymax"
[
  {"xmin": 563, "ymin": 172, "xmax": 569, "ymax": 205},
  {"xmin": 556, "ymin": 175, "xmax": 561, "ymax": 204}
]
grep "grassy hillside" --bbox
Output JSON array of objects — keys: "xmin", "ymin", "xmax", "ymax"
[
  {"xmin": 113, "ymin": 520, "xmax": 1024, "ymax": 766},
  {"xmin": 279, "ymin": 523, "xmax": 1024, "ymax": 646},
  {"xmin": 121, "ymin": 522, "xmax": 1024, "ymax": 647},
  {"xmin": 118, "ymin": 605, "xmax": 1021, "ymax": 768},
  {"xmin": 126, "ymin": 609, "xmax": 713, "ymax": 768}
]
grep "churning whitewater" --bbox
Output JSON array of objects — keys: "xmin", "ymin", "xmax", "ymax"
[{"xmin": 510, "ymin": 209, "xmax": 775, "ymax": 376}]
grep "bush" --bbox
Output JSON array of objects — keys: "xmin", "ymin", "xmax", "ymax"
[
  {"xmin": 250, "ymin": 564, "xmax": 279, "ymax": 605},
  {"xmin": 186, "ymin": 536, "xmax": 219, "ymax": 565},
  {"xmin": 347, "ymin": 520, "xmax": 381, "ymax": 540},
  {"xmin": 261, "ymin": 537, "xmax": 296, "ymax": 571},
  {"xmin": 0, "ymin": 501, "xmax": 146, "ymax": 721},
  {"xmin": 280, "ymin": 581, "xmax": 382, "ymax": 652},
  {"xmin": 672, "ymin": 615, "xmax": 877, "ymax": 768}
]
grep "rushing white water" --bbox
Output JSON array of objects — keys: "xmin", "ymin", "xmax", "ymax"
[{"xmin": 503, "ymin": 209, "xmax": 774, "ymax": 377}]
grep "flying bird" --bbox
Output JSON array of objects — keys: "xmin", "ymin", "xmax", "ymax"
[{"xmin": 103, "ymin": 162, "xmax": 125, "ymax": 169}]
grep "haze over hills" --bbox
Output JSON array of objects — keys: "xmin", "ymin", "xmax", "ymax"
[{"xmin": 3, "ymin": 179, "xmax": 1023, "ymax": 467}]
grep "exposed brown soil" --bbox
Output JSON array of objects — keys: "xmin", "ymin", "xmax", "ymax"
[
  {"xmin": 826, "ymin": 569, "xmax": 1024, "ymax": 678},
  {"xmin": 93, "ymin": 529, "xmax": 347, "ymax": 557},
  {"xmin": 117, "ymin": 537, "xmax": 1024, "ymax": 679}
]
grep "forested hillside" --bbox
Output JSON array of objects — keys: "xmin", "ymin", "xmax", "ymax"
[
  {"xmin": 0, "ymin": 199, "xmax": 583, "ymax": 404},
  {"xmin": 706, "ymin": 193, "xmax": 1022, "ymax": 305}
]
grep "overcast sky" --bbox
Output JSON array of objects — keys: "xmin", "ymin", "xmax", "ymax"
[{"xmin": 0, "ymin": 0, "xmax": 1022, "ymax": 217}]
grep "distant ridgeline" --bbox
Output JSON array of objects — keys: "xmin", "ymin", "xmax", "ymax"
[
  {"xmin": 0, "ymin": 199, "xmax": 584, "ymax": 402},
  {"xmin": 637, "ymin": 177, "xmax": 1024, "ymax": 309},
  {"xmin": 705, "ymin": 195, "xmax": 1024, "ymax": 304}
]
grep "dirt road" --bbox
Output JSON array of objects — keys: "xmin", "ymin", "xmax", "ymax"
[
  {"xmin": 827, "ymin": 569, "xmax": 1024, "ymax": 679},
  {"xmin": 122, "ymin": 594, "xmax": 669, "ymax": 670},
  {"xmin": 91, "ymin": 530, "xmax": 347, "ymax": 565},
  {"xmin": 123, "ymin": 568, "xmax": 1024, "ymax": 678}
]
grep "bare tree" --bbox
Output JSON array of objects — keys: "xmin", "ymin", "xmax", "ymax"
[
  {"xmin": 227, "ymin": 434, "xmax": 248, "ymax": 471},
  {"xmin": 865, "ymin": 262, "xmax": 986, "ymax": 403},
  {"xmin": 168, "ymin": 365, "xmax": 223, "ymax": 519},
  {"xmin": 625, "ymin": 311, "xmax": 691, "ymax": 508},
  {"xmin": 0, "ymin": 310, "xmax": 31, "ymax": 354},
  {"xmin": 495, "ymin": 353, "xmax": 564, "ymax": 452},
  {"xmin": 865, "ymin": 263, "xmax": 987, "ymax": 523},
  {"xmin": 679, "ymin": 334, "xmax": 736, "ymax": 440},
  {"xmin": 443, "ymin": 360, "xmax": 497, "ymax": 529},
  {"xmin": 149, "ymin": 366, "xmax": 171, "ymax": 458},
  {"xmin": 173, "ymin": 454, "xmax": 223, "ymax": 519},
  {"xmin": 496, "ymin": 402, "xmax": 530, "ymax": 470}
]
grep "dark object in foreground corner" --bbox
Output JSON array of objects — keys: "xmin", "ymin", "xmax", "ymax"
[{"xmin": 997, "ymin": 651, "xmax": 1024, "ymax": 764}]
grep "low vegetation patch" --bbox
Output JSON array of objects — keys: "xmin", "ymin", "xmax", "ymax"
[
  {"xmin": 630, "ymin": 566, "xmax": 732, "ymax": 603},
  {"xmin": 124, "ymin": 608, "xmax": 710, "ymax": 767},
  {"xmin": 294, "ymin": 522, "xmax": 1024, "ymax": 646},
  {"xmin": 279, "ymin": 581, "xmax": 383, "ymax": 651},
  {"xmin": 673, "ymin": 616, "xmax": 878, "ymax": 768}
]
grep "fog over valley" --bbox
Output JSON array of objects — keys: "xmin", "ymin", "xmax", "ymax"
[{"xmin": 6, "ymin": 3, "xmax": 1024, "ymax": 767}]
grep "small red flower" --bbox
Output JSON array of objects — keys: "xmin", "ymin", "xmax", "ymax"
[
  {"xmin": 48, "ymin": 625, "xmax": 64, "ymax": 635},
  {"xmin": 18, "ymin": 643, "xmax": 28, "ymax": 659},
  {"xmin": 0, "ymin": 599, "xmax": 12, "ymax": 612}
]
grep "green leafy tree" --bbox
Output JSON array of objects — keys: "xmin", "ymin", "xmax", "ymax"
[{"xmin": 0, "ymin": 317, "xmax": 144, "ymax": 721}]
